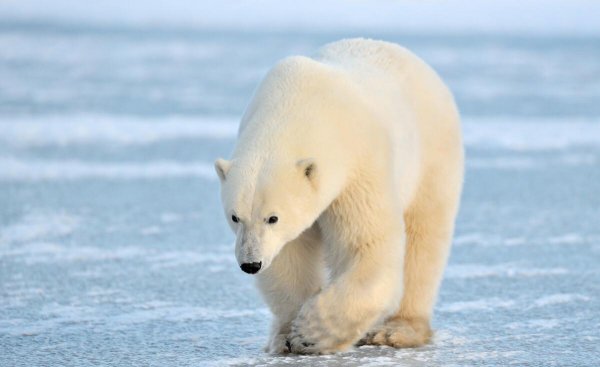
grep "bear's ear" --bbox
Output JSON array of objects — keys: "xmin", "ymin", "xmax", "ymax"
[
  {"xmin": 214, "ymin": 158, "xmax": 232, "ymax": 182},
  {"xmin": 297, "ymin": 158, "xmax": 316, "ymax": 182}
]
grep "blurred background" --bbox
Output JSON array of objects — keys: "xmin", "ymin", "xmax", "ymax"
[{"xmin": 1, "ymin": 1, "xmax": 599, "ymax": 366}]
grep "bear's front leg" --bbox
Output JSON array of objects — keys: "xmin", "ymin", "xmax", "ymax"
[
  {"xmin": 255, "ymin": 224, "xmax": 323, "ymax": 354},
  {"xmin": 286, "ymin": 230, "xmax": 405, "ymax": 354},
  {"xmin": 264, "ymin": 317, "xmax": 292, "ymax": 354}
]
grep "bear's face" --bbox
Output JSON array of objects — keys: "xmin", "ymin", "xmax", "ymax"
[{"xmin": 215, "ymin": 158, "xmax": 318, "ymax": 274}]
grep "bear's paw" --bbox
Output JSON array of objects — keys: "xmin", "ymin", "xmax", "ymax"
[{"xmin": 357, "ymin": 317, "xmax": 432, "ymax": 348}]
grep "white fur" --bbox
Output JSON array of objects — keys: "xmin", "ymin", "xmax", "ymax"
[{"xmin": 215, "ymin": 38, "xmax": 464, "ymax": 354}]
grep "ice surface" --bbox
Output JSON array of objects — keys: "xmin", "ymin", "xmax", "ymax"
[
  {"xmin": 0, "ymin": 157, "xmax": 215, "ymax": 181},
  {"xmin": 0, "ymin": 116, "xmax": 238, "ymax": 146},
  {"xmin": 3, "ymin": 116, "xmax": 600, "ymax": 150},
  {"xmin": 1, "ymin": 22, "xmax": 599, "ymax": 367}
]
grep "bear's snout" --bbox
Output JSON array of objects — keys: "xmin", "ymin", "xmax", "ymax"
[{"xmin": 240, "ymin": 262, "xmax": 262, "ymax": 274}]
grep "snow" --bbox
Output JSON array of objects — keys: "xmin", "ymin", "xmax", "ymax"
[
  {"xmin": 0, "ymin": 116, "xmax": 238, "ymax": 146},
  {"xmin": 445, "ymin": 264, "xmax": 570, "ymax": 279},
  {"xmin": 0, "ymin": 212, "xmax": 80, "ymax": 244},
  {"xmin": 437, "ymin": 298, "xmax": 517, "ymax": 313},
  {"xmin": 462, "ymin": 119, "xmax": 600, "ymax": 151},
  {"xmin": 0, "ymin": 158, "xmax": 215, "ymax": 181},
  {"xmin": 533, "ymin": 294, "xmax": 591, "ymax": 307},
  {"xmin": 3, "ymin": 116, "xmax": 600, "ymax": 150},
  {"xmin": 1, "ymin": 12, "xmax": 600, "ymax": 367}
]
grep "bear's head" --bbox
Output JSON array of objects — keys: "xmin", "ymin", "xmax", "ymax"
[{"xmin": 215, "ymin": 157, "xmax": 319, "ymax": 274}]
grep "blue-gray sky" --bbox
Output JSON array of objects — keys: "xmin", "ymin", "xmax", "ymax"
[{"xmin": 0, "ymin": 0, "xmax": 598, "ymax": 35}]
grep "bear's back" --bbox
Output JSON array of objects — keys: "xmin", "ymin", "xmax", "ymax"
[
  {"xmin": 317, "ymin": 38, "xmax": 454, "ymax": 108},
  {"xmin": 317, "ymin": 38, "xmax": 422, "ymax": 79}
]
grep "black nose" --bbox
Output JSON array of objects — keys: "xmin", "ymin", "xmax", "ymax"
[{"xmin": 240, "ymin": 262, "xmax": 262, "ymax": 274}]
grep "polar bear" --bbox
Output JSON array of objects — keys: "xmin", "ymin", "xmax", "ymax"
[{"xmin": 215, "ymin": 38, "xmax": 463, "ymax": 355}]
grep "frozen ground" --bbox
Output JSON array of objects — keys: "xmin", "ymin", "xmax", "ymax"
[{"xmin": 1, "ymin": 22, "xmax": 600, "ymax": 366}]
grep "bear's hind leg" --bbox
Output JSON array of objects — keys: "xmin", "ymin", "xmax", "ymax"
[{"xmin": 256, "ymin": 223, "xmax": 324, "ymax": 354}]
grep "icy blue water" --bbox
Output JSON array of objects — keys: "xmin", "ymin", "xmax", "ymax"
[{"xmin": 1, "ymin": 22, "xmax": 600, "ymax": 366}]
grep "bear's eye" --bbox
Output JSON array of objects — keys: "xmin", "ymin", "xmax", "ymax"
[
  {"xmin": 231, "ymin": 215, "xmax": 239, "ymax": 223},
  {"xmin": 267, "ymin": 216, "xmax": 278, "ymax": 224}
]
